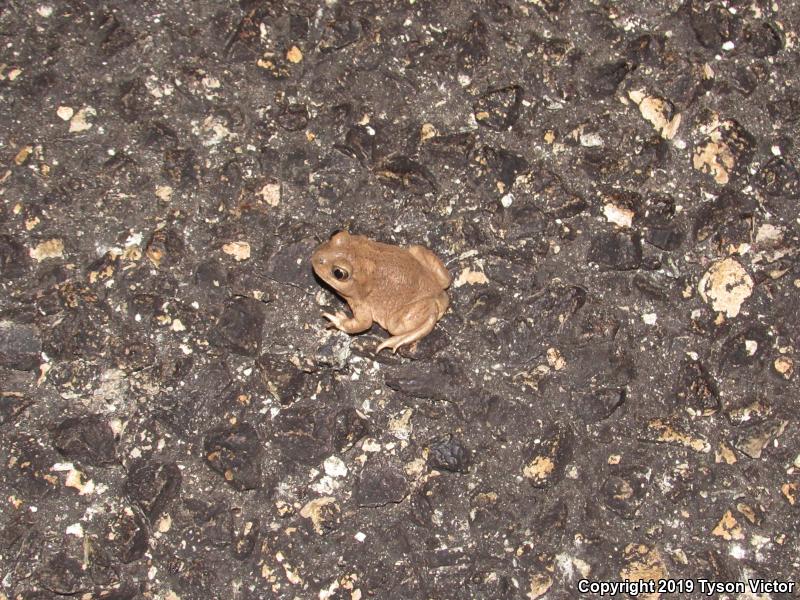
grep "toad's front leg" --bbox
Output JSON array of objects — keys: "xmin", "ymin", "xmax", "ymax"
[{"xmin": 322, "ymin": 305, "xmax": 373, "ymax": 334}]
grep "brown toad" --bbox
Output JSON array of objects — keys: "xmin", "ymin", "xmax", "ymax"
[{"xmin": 311, "ymin": 231, "xmax": 451, "ymax": 353}]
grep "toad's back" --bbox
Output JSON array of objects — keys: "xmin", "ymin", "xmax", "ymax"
[{"xmin": 359, "ymin": 239, "xmax": 446, "ymax": 319}]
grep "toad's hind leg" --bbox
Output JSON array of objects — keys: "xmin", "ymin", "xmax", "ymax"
[
  {"xmin": 377, "ymin": 301, "xmax": 439, "ymax": 353},
  {"xmin": 376, "ymin": 314, "xmax": 437, "ymax": 353},
  {"xmin": 408, "ymin": 245, "xmax": 452, "ymax": 288},
  {"xmin": 433, "ymin": 289, "xmax": 449, "ymax": 320}
]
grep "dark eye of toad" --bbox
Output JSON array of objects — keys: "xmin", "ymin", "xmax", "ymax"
[{"xmin": 332, "ymin": 267, "xmax": 349, "ymax": 281}]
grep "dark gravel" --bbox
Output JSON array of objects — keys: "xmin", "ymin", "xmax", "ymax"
[{"xmin": 1, "ymin": 1, "xmax": 799, "ymax": 598}]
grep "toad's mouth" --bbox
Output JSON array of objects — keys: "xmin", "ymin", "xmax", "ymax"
[{"xmin": 311, "ymin": 254, "xmax": 328, "ymax": 272}]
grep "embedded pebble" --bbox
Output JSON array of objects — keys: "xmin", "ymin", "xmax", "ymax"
[{"xmin": 698, "ymin": 258, "xmax": 753, "ymax": 318}]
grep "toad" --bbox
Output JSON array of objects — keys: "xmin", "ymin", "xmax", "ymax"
[{"xmin": 311, "ymin": 231, "xmax": 451, "ymax": 353}]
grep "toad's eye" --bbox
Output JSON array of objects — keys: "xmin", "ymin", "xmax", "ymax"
[{"xmin": 332, "ymin": 267, "xmax": 350, "ymax": 281}]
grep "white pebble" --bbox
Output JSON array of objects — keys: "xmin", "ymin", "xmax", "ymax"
[{"xmin": 642, "ymin": 313, "xmax": 657, "ymax": 325}]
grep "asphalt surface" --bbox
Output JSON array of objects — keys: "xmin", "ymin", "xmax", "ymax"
[{"xmin": 1, "ymin": 1, "xmax": 799, "ymax": 599}]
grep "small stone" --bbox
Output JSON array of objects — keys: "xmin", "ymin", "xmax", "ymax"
[
  {"xmin": 14, "ymin": 145, "xmax": 33, "ymax": 165},
  {"xmin": 266, "ymin": 237, "xmax": 320, "ymax": 289},
  {"xmin": 473, "ymin": 85, "xmax": 523, "ymax": 130},
  {"xmin": 123, "ymin": 461, "xmax": 182, "ymax": 520},
  {"xmin": 427, "ymin": 435, "xmax": 472, "ymax": 473},
  {"xmin": 755, "ymin": 223, "xmax": 783, "ymax": 247},
  {"xmin": 773, "ymin": 356, "xmax": 794, "ymax": 379},
  {"xmin": 712, "ymin": 510, "xmax": 744, "ymax": 540},
  {"xmin": 299, "ymin": 497, "xmax": 340, "ymax": 534},
  {"xmin": 735, "ymin": 501, "xmax": 763, "ymax": 526},
  {"xmin": 644, "ymin": 419, "xmax": 710, "ymax": 453},
  {"xmin": 273, "ymin": 404, "xmax": 335, "ymax": 465},
  {"xmin": 454, "ymin": 267, "xmax": 489, "ymax": 288},
  {"xmin": 472, "ymin": 145, "xmax": 528, "ymax": 194},
  {"xmin": 603, "ymin": 202, "xmax": 634, "ymax": 228},
  {"xmin": 53, "ymin": 415, "xmax": 117, "ymax": 467},
  {"xmin": 757, "ymin": 157, "xmax": 800, "ymax": 200},
  {"xmin": 601, "ymin": 466, "xmax": 651, "ymax": 519},
  {"xmin": 222, "ymin": 241, "xmax": 251, "ymax": 261},
  {"xmin": 546, "ymin": 347, "xmax": 566, "ymax": 370},
  {"xmin": 210, "ymin": 297, "xmax": 265, "ymax": 357},
  {"xmin": 323, "ymin": 456, "xmax": 348, "ymax": 478},
  {"xmin": 56, "ymin": 106, "xmax": 74, "ymax": 121},
  {"xmin": 587, "ymin": 60, "xmax": 632, "ymax": 98},
  {"xmin": 781, "ymin": 483, "xmax": 798, "ymax": 506},
  {"xmin": 30, "ymin": 238, "xmax": 64, "ymax": 261},
  {"xmin": 527, "ymin": 573, "xmax": 553, "ymax": 600},
  {"xmin": 698, "ymin": 258, "xmax": 753, "ymax": 318},
  {"xmin": 587, "ymin": 231, "xmax": 642, "ymax": 271},
  {"xmin": 387, "ymin": 409, "xmax": 413, "ymax": 441},
  {"xmin": 145, "ymin": 227, "xmax": 184, "ymax": 268},
  {"xmin": 521, "ymin": 423, "xmax": 573, "ymax": 488},
  {"xmin": 692, "ymin": 116, "xmax": 754, "ymax": 185},
  {"xmin": 37, "ymin": 553, "xmax": 87, "ymax": 594},
  {"xmin": 105, "ymin": 509, "xmax": 148, "ymax": 563},
  {"xmin": 258, "ymin": 182, "xmax": 281, "ymax": 206},
  {"xmin": 201, "ymin": 75, "xmax": 220, "ymax": 90},
  {"xmin": 746, "ymin": 21, "xmax": 783, "ymax": 57},
  {"xmin": 574, "ymin": 388, "xmax": 626, "ymax": 423},
  {"xmin": 628, "ymin": 89, "xmax": 681, "ymax": 139},
  {"xmin": 732, "ymin": 420, "xmax": 787, "ymax": 459},
  {"xmin": 232, "ymin": 517, "xmax": 260, "ymax": 559},
  {"xmin": 273, "ymin": 103, "xmax": 309, "ymax": 131},
  {"xmin": 204, "ymin": 422, "xmax": 263, "ymax": 490},
  {"xmin": 715, "ymin": 443, "xmax": 737, "ymax": 465},
  {"xmin": 645, "ymin": 226, "xmax": 684, "ymax": 251},
  {"xmin": 155, "ymin": 185, "xmax": 173, "ymax": 202},
  {"xmin": 63, "ymin": 465, "xmax": 94, "ymax": 495},
  {"xmin": 318, "ymin": 15, "xmax": 364, "ymax": 52},
  {"xmin": 157, "ymin": 514, "xmax": 172, "ymax": 533},
  {"xmin": 420, "ymin": 123, "xmax": 437, "ymax": 141},
  {"xmin": 674, "ymin": 360, "xmax": 719, "ymax": 416},
  {"xmin": 0, "ymin": 389, "xmax": 32, "ymax": 426},
  {"xmin": 68, "ymin": 106, "xmax": 96, "ymax": 133},
  {"xmin": 332, "ymin": 407, "xmax": 369, "ymax": 452},
  {"xmin": 286, "ymin": 46, "xmax": 303, "ymax": 63},
  {"xmin": 725, "ymin": 398, "xmax": 772, "ymax": 426},
  {"xmin": 454, "ymin": 13, "xmax": 488, "ymax": 72},
  {"xmin": 619, "ymin": 544, "xmax": 666, "ymax": 600},
  {"xmin": 720, "ymin": 325, "xmax": 768, "ymax": 368},
  {"xmin": 256, "ymin": 54, "xmax": 291, "ymax": 78},
  {"xmin": 374, "ymin": 155, "xmax": 436, "ymax": 195},
  {"xmin": 257, "ymin": 353, "xmax": 309, "ymax": 405}
]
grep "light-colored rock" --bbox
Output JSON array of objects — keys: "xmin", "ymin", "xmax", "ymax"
[
  {"xmin": 30, "ymin": 239, "xmax": 64, "ymax": 261},
  {"xmin": 698, "ymin": 258, "xmax": 753, "ymax": 318},
  {"xmin": 222, "ymin": 241, "xmax": 251, "ymax": 261}
]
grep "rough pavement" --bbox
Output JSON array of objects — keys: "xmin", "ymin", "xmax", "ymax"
[{"xmin": 1, "ymin": 1, "xmax": 799, "ymax": 598}]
